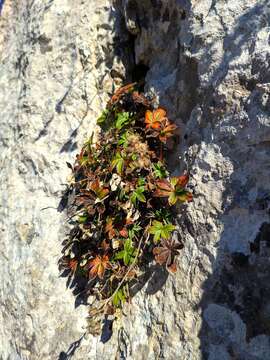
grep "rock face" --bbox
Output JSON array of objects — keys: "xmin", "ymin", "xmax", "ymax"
[{"xmin": 0, "ymin": 0, "xmax": 270, "ymax": 359}]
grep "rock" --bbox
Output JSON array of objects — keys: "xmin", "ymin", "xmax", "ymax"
[
  {"xmin": 1, "ymin": 0, "xmax": 270, "ymax": 359},
  {"xmin": 0, "ymin": 1, "xmax": 131, "ymax": 359}
]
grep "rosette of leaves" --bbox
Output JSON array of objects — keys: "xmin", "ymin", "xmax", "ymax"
[{"xmin": 59, "ymin": 83, "xmax": 193, "ymax": 336}]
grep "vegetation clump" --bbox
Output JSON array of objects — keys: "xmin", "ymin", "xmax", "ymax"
[{"xmin": 59, "ymin": 83, "xmax": 192, "ymax": 336}]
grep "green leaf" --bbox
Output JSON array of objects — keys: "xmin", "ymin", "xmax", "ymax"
[
  {"xmin": 119, "ymin": 288, "xmax": 126, "ymax": 302},
  {"xmin": 97, "ymin": 109, "xmax": 109, "ymax": 125},
  {"xmin": 154, "ymin": 208, "xmax": 173, "ymax": 223},
  {"xmin": 123, "ymin": 252, "xmax": 130, "ymax": 266},
  {"xmin": 161, "ymin": 223, "xmax": 176, "ymax": 238},
  {"xmin": 130, "ymin": 186, "xmax": 146, "ymax": 206},
  {"xmin": 136, "ymin": 187, "xmax": 146, "ymax": 201},
  {"xmin": 83, "ymin": 133, "xmax": 94, "ymax": 152},
  {"xmin": 152, "ymin": 162, "xmax": 168, "ymax": 179},
  {"xmin": 112, "ymin": 292, "xmax": 120, "ymax": 307},
  {"xmin": 138, "ymin": 177, "xmax": 146, "ymax": 186},
  {"xmin": 78, "ymin": 215, "xmax": 88, "ymax": 224},
  {"xmin": 168, "ymin": 193, "xmax": 177, "ymax": 205},
  {"xmin": 79, "ymin": 155, "xmax": 89, "ymax": 166},
  {"xmin": 128, "ymin": 223, "xmax": 142, "ymax": 239},
  {"xmin": 118, "ymin": 188, "xmax": 126, "ymax": 201},
  {"xmin": 112, "ymin": 288, "xmax": 127, "ymax": 307},
  {"xmin": 115, "ymin": 239, "xmax": 137, "ymax": 266},
  {"xmin": 118, "ymin": 132, "xmax": 128, "ymax": 147},
  {"xmin": 130, "ymin": 192, "xmax": 136, "ymax": 206},
  {"xmin": 124, "ymin": 239, "xmax": 132, "ymax": 252},
  {"xmin": 115, "ymin": 250, "xmax": 125, "ymax": 260},
  {"xmin": 148, "ymin": 220, "xmax": 175, "ymax": 242},
  {"xmin": 111, "ymin": 152, "xmax": 124, "ymax": 174},
  {"xmin": 115, "ymin": 112, "xmax": 132, "ymax": 130}
]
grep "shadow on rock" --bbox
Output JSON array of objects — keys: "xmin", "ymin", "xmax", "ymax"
[
  {"xmin": 188, "ymin": 2, "xmax": 270, "ymax": 359},
  {"xmin": 58, "ymin": 333, "xmax": 85, "ymax": 360}
]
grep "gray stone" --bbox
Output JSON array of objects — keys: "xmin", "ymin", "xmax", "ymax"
[{"xmin": 1, "ymin": 0, "xmax": 270, "ymax": 359}]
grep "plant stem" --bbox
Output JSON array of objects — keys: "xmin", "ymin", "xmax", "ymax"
[{"xmin": 103, "ymin": 232, "xmax": 147, "ymax": 305}]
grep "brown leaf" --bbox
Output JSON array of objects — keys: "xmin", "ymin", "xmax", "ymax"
[
  {"xmin": 132, "ymin": 91, "xmax": 151, "ymax": 107},
  {"xmin": 75, "ymin": 190, "xmax": 96, "ymax": 214},
  {"xmin": 158, "ymin": 119, "xmax": 178, "ymax": 143},
  {"xmin": 101, "ymin": 240, "xmax": 110, "ymax": 253},
  {"xmin": 125, "ymin": 217, "xmax": 134, "ymax": 226},
  {"xmin": 89, "ymin": 255, "xmax": 111, "ymax": 279},
  {"xmin": 105, "ymin": 304, "xmax": 115, "ymax": 316},
  {"xmin": 153, "ymin": 238, "xmax": 183, "ymax": 272},
  {"xmin": 153, "ymin": 179, "xmax": 172, "ymax": 197},
  {"xmin": 89, "ymin": 179, "xmax": 109, "ymax": 200},
  {"xmin": 146, "ymin": 175, "xmax": 156, "ymax": 191},
  {"xmin": 167, "ymin": 262, "xmax": 177, "ymax": 273},
  {"xmin": 174, "ymin": 175, "xmax": 189, "ymax": 188},
  {"xmin": 108, "ymin": 83, "xmax": 136, "ymax": 106},
  {"xmin": 105, "ymin": 218, "xmax": 116, "ymax": 239},
  {"xmin": 153, "ymin": 176, "xmax": 193, "ymax": 205},
  {"xmin": 69, "ymin": 259, "xmax": 78, "ymax": 273},
  {"xmin": 97, "ymin": 203, "xmax": 106, "ymax": 214}
]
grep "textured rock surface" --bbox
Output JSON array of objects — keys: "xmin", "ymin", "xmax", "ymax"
[
  {"xmin": 1, "ymin": 0, "xmax": 270, "ymax": 359},
  {"xmin": 0, "ymin": 1, "xmax": 131, "ymax": 359}
]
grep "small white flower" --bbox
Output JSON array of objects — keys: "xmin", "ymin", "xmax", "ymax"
[
  {"xmin": 112, "ymin": 239, "xmax": 120, "ymax": 249},
  {"xmin": 122, "ymin": 200, "xmax": 132, "ymax": 212},
  {"xmin": 110, "ymin": 173, "xmax": 124, "ymax": 191},
  {"xmin": 133, "ymin": 210, "xmax": 140, "ymax": 221},
  {"xmin": 126, "ymin": 209, "xmax": 132, "ymax": 219}
]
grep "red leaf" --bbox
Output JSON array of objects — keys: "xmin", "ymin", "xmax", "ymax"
[
  {"xmin": 145, "ymin": 108, "xmax": 167, "ymax": 130},
  {"xmin": 119, "ymin": 228, "xmax": 129, "ymax": 238},
  {"xmin": 89, "ymin": 255, "xmax": 111, "ymax": 279},
  {"xmin": 153, "ymin": 179, "xmax": 172, "ymax": 197},
  {"xmin": 167, "ymin": 262, "xmax": 177, "ymax": 273},
  {"xmin": 69, "ymin": 259, "xmax": 78, "ymax": 273},
  {"xmin": 176, "ymin": 175, "xmax": 189, "ymax": 188}
]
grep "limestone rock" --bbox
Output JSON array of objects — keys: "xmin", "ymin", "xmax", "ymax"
[
  {"xmin": 0, "ymin": 1, "xmax": 130, "ymax": 359},
  {"xmin": 0, "ymin": 0, "xmax": 270, "ymax": 359}
]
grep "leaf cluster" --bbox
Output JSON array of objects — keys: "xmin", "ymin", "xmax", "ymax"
[{"xmin": 59, "ymin": 83, "xmax": 192, "ymax": 336}]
